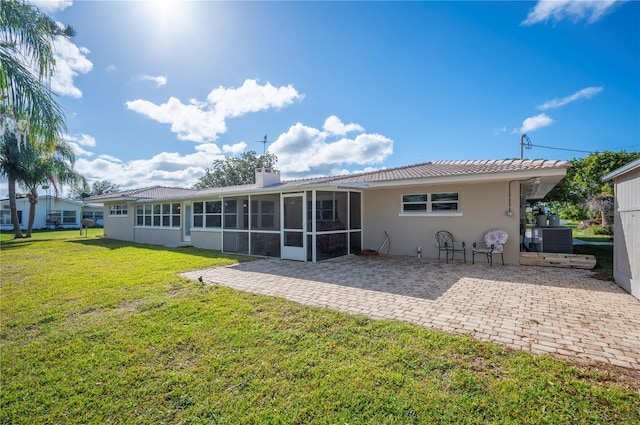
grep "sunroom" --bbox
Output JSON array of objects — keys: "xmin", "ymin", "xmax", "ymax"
[{"xmin": 187, "ymin": 189, "xmax": 362, "ymax": 262}]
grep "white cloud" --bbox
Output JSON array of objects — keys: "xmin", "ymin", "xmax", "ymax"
[
  {"xmin": 67, "ymin": 143, "xmax": 92, "ymax": 157},
  {"xmin": 105, "ymin": 64, "xmax": 116, "ymax": 73},
  {"xmin": 206, "ymin": 79, "xmax": 303, "ymax": 117},
  {"xmin": 29, "ymin": 0, "xmax": 73, "ymax": 13},
  {"xmin": 73, "ymin": 149, "xmax": 227, "ymax": 190},
  {"xmin": 64, "ymin": 133, "xmax": 96, "ymax": 157},
  {"xmin": 323, "ymin": 115, "xmax": 364, "ymax": 136},
  {"xmin": 66, "ymin": 133, "xmax": 96, "ymax": 147},
  {"xmin": 269, "ymin": 121, "xmax": 393, "ymax": 176},
  {"xmin": 126, "ymin": 97, "xmax": 228, "ymax": 142},
  {"xmin": 51, "ymin": 36, "xmax": 93, "ymax": 98},
  {"xmin": 516, "ymin": 113, "xmax": 554, "ymax": 134},
  {"xmin": 493, "ymin": 126, "xmax": 507, "ymax": 136},
  {"xmin": 126, "ymin": 79, "xmax": 303, "ymax": 142},
  {"xmin": 522, "ymin": 0, "xmax": 627, "ymax": 26},
  {"xmin": 537, "ymin": 86, "xmax": 603, "ymax": 110},
  {"xmin": 136, "ymin": 74, "xmax": 168, "ymax": 87}
]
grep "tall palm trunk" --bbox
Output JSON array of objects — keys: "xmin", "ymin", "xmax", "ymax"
[
  {"xmin": 7, "ymin": 173, "xmax": 23, "ymax": 238},
  {"xmin": 26, "ymin": 188, "xmax": 38, "ymax": 237}
]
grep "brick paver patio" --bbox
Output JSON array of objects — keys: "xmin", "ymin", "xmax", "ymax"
[{"xmin": 182, "ymin": 255, "xmax": 640, "ymax": 370}]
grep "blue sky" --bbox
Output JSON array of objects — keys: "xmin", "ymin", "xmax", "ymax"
[{"xmin": 12, "ymin": 0, "xmax": 640, "ymax": 193}]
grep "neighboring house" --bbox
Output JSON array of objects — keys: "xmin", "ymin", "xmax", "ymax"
[
  {"xmin": 602, "ymin": 158, "xmax": 640, "ymax": 300},
  {"xmin": 0, "ymin": 195, "xmax": 104, "ymax": 231},
  {"xmin": 88, "ymin": 159, "xmax": 570, "ymax": 264}
]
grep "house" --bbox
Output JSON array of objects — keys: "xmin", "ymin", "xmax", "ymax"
[
  {"xmin": 602, "ymin": 158, "xmax": 640, "ymax": 300},
  {"xmin": 88, "ymin": 159, "xmax": 571, "ymax": 264},
  {"xmin": 0, "ymin": 195, "xmax": 104, "ymax": 231}
]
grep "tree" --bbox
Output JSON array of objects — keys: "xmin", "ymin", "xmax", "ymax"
[
  {"xmin": 545, "ymin": 150, "xmax": 640, "ymax": 225},
  {"xmin": 194, "ymin": 151, "xmax": 278, "ymax": 189},
  {"xmin": 0, "ymin": 132, "xmax": 29, "ymax": 237},
  {"xmin": 69, "ymin": 179, "xmax": 120, "ymax": 199},
  {"xmin": 1, "ymin": 0, "xmax": 75, "ymax": 146},
  {"xmin": 1, "ymin": 0, "xmax": 75, "ymax": 238},
  {"xmin": 18, "ymin": 139, "xmax": 83, "ymax": 236},
  {"xmin": 586, "ymin": 195, "xmax": 614, "ymax": 228}
]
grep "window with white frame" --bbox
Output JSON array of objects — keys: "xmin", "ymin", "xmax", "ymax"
[
  {"xmin": 109, "ymin": 204, "xmax": 128, "ymax": 216},
  {"xmin": 0, "ymin": 209, "xmax": 22, "ymax": 225},
  {"xmin": 401, "ymin": 192, "xmax": 459, "ymax": 213},
  {"xmin": 192, "ymin": 200, "xmax": 222, "ymax": 228},
  {"xmin": 62, "ymin": 210, "xmax": 77, "ymax": 224},
  {"xmin": 135, "ymin": 202, "xmax": 181, "ymax": 227}
]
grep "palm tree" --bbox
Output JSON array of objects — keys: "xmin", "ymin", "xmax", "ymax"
[
  {"xmin": 0, "ymin": 132, "xmax": 29, "ymax": 237},
  {"xmin": 1, "ymin": 0, "xmax": 75, "ymax": 238},
  {"xmin": 18, "ymin": 139, "xmax": 84, "ymax": 236},
  {"xmin": 586, "ymin": 195, "xmax": 614, "ymax": 228},
  {"xmin": 1, "ymin": 0, "xmax": 74, "ymax": 145}
]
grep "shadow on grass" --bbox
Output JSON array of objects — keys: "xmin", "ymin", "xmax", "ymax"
[
  {"xmin": 0, "ymin": 236, "xmax": 63, "ymax": 249},
  {"xmin": 574, "ymin": 244, "xmax": 614, "ymax": 281},
  {"xmin": 67, "ymin": 237, "xmax": 255, "ymax": 263}
]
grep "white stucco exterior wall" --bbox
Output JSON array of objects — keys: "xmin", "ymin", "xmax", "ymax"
[{"xmin": 361, "ymin": 181, "xmax": 521, "ymax": 264}]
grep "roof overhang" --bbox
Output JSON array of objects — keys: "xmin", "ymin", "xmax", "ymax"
[
  {"xmin": 363, "ymin": 167, "xmax": 567, "ymax": 199},
  {"xmin": 602, "ymin": 158, "xmax": 640, "ymax": 181}
]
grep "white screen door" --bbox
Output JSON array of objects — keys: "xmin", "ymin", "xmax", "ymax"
[{"xmin": 281, "ymin": 193, "xmax": 305, "ymax": 261}]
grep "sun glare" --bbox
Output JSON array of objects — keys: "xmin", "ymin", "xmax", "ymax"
[
  {"xmin": 153, "ymin": 0, "xmax": 182, "ymax": 22},
  {"xmin": 136, "ymin": 0, "xmax": 200, "ymax": 47}
]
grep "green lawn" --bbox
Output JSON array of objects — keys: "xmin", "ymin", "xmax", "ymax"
[{"xmin": 1, "ymin": 231, "xmax": 639, "ymax": 424}]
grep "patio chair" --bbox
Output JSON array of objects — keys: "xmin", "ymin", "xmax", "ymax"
[
  {"xmin": 472, "ymin": 229, "xmax": 508, "ymax": 267},
  {"xmin": 435, "ymin": 231, "xmax": 466, "ymax": 263}
]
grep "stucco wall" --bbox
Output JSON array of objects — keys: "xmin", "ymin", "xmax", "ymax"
[
  {"xmin": 191, "ymin": 230, "xmax": 223, "ymax": 250},
  {"xmin": 133, "ymin": 227, "xmax": 182, "ymax": 246},
  {"xmin": 613, "ymin": 167, "xmax": 640, "ymax": 299},
  {"xmin": 103, "ymin": 210, "xmax": 135, "ymax": 241},
  {"xmin": 362, "ymin": 181, "xmax": 521, "ymax": 264}
]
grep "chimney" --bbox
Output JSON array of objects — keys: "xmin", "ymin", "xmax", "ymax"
[{"xmin": 255, "ymin": 168, "xmax": 281, "ymax": 188}]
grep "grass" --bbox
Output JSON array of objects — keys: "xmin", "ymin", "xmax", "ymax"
[
  {"xmin": 563, "ymin": 220, "xmax": 614, "ymax": 243},
  {"xmin": 1, "ymin": 230, "xmax": 639, "ymax": 424},
  {"xmin": 573, "ymin": 244, "xmax": 614, "ymax": 281}
]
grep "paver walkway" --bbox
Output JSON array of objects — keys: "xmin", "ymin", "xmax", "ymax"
[{"xmin": 182, "ymin": 256, "xmax": 640, "ymax": 370}]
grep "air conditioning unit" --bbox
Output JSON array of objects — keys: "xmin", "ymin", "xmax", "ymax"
[{"xmin": 531, "ymin": 227, "xmax": 573, "ymax": 253}]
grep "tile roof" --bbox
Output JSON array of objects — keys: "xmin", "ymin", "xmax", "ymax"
[
  {"xmin": 87, "ymin": 185, "xmax": 196, "ymax": 201},
  {"xmin": 89, "ymin": 159, "xmax": 571, "ymax": 202},
  {"xmin": 278, "ymin": 159, "xmax": 572, "ymax": 186}
]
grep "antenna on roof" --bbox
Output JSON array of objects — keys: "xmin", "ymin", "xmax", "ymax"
[
  {"xmin": 255, "ymin": 134, "xmax": 273, "ymax": 154},
  {"xmin": 520, "ymin": 134, "xmax": 532, "ymax": 159}
]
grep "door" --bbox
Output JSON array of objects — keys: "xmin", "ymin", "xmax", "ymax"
[
  {"xmin": 281, "ymin": 193, "xmax": 306, "ymax": 261},
  {"xmin": 183, "ymin": 203, "xmax": 192, "ymax": 242}
]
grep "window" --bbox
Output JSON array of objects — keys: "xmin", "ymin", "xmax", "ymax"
[
  {"xmin": 135, "ymin": 202, "xmax": 181, "ymax": 227},
  {"xmin": 431, "ymin": 192, "xmax": 459, "ymax": 211},
  {"xmin": 62, "ymin": 210, "xmax": 77, "ymax": 224},
  {"xmin": 109, "ymin": 204, "xmax": 128, "ymax": 216},
  {"xmin": 250, "ymin": 194, "xmax": 279, "ymax": 230},
  {"xmin": 401, "ymin": 192, "xmax": 459, "ymax": 214},
  {"xmin": 82, "ymin": 211, "xmax": 103, "ymax": 221},
  {"xmin": 0, "ymin": 209, "xmax": 22, "ymax": 225},
  {"xmin": 223, "ymin": 197, "xmax": 248, "ymax": 229}
]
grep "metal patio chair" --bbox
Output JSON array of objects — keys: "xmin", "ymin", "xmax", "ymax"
[{"xmin": 435, "ymin": 230, "xmax": 466, "ymax": 263}]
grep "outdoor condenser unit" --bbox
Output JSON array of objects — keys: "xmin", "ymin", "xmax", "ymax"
[{"xmin": 531, "ymin": 227, "xmax": 573, "ymax": 254}]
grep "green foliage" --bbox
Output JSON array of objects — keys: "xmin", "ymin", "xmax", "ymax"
[
  {"xmin": 545, "ymin": 201, "xmax": 588, "ymax": 221},
  {"xmin": 70, "ymin": 179, "xmax": 120, "ymax": 198},
  {"xmin": 573, "ymin": 244, "xmax": 614, "ymax": 280},
  {"xmin": 194, "ymin": 151, "xmax": 278, "ymax": 189},
  {"xmin": 545, "ymin": 150, "xmax": 640, "ymax": 222},
  {"xmin": 1, "ymin": 230, "xmax": 638, "ymax": 423}
]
